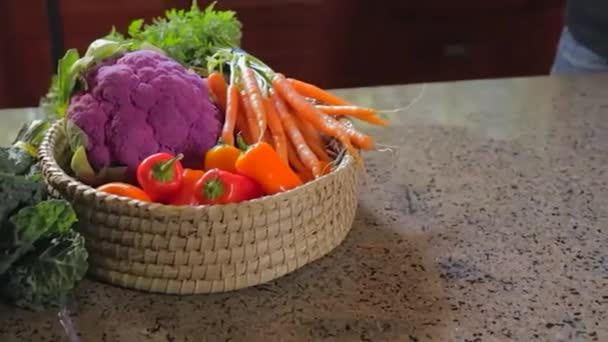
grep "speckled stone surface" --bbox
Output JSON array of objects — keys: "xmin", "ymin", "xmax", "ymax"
[{"xmin": 1, "ymin": 74, "xmax": 607, "ymax": 341}]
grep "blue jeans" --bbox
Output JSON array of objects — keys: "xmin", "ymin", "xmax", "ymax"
[{"xmin": 551, "ymin": 28, "xmax": 608, "ymax": 75}]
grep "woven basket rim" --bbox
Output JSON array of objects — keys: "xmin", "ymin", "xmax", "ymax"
[{"xmin": 39, "ymin": 120, "xmax": 355, "ymax": 215}]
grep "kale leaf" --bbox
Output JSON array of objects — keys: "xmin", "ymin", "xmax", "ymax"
[
  {"xmin": 0, "ymin": 230, "xmax": 88, "ymax": 310},
  {"xmin": 0, "ymin": 173, "xmax": 47, "ymax": 228}
]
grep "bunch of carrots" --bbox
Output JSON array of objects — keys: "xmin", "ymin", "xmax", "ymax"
[{"xmin": 205, "ymin": 50, "xmax": 388, "ymax": 182}]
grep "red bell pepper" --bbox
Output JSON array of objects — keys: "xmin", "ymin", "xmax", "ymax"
[
  {"xmin": 194, "ymin": 169, "xmax": 264, "ymax": 205},
  {"xmin": 169, "ymin": 168, "xmax": 205, "ymax": 206},
  {"xmin": 136, "ymin": 153, "xmax": 184, "ymax": 203}
]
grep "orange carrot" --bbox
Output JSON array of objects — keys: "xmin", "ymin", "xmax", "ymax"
[
  {"xmin": 236, "ymin": 94, "xmax": 254, "ymax": 144},
  {"xmin": 272, "ymin": 74, "xmax": 358, "ymax": 160},
  {"xmin": 236, "ymin": 114, "xmax": 253, "ymax": 144},
  {"xmin": 207, "ymin": 72, "xmax": 228, "ymax": 111},
  {"xmin": 316, "ymin": 105, "xmax": 389, "ymax": 126},
  {"xmin": 319, "ymin": 160, "xmax": 332, "ymax": 175},
  {"xmin": 240, "ymin": 65, "xmax": 267, "ymax": 142},
  {"xmin": 294, "ymin": 115, "xmax": 331, "ymax": 162},
  {"xmin": 269, "ymin": 88, "xmax": 322, "ymax": 178},
  {"xmin": 288, "ymin": 78, "xmax": 351, "ymax": 106},
  {"xmin": 240, "ymin": 90, "xmax": 261, "ymax": 142},
  {"xmin": 263, "ymin": 129, "xmax": 273, "ymax": 145},
  {"xmin": 221, "ymin": 83, "xmax": 239, "ymax": 146},
  {"xmin": 342, "ymin": 122, "xmax": 374, "ymax": 150},
  {"xmin": 263, "ymin": 97, "xmax": 288, "ymax": 165},
  {"xmin": 286, "ymin": 139, "xmax": 313, "ymax": 182}
]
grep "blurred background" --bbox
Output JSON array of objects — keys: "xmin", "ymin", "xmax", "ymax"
[{"xmin": 0, "ymin": 0, "xmax": 565, "ymax": 109}]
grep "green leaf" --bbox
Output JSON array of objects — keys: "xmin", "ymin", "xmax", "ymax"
[
  {"xmin": 104, "ymin": 26, "xmax": 126, "ymax": 41},
  {"xmin": 57, "ymin": 49, "xmax": 80, "ymax": 111},
  {"xmin": 39, "ymin": 38, "xmax": 133, "ymax": 119},
  {"xmin": 10, "ymin": 200, "xmax": 77, "ymax": 238},
  {"xmin": 69, "ymin": 145, "xmax": 128, "ymax": 186},
  {"xmin": 83, "ymin": 38, "xmax": 129, "ymax": 60},
  {"xmin": 65, "ymin": 120, "xmax": 89, "ymax": 153},
  {"xmin": 128, "ymin": 19, "xmax": 144, "ymax": 38},
  {"xmin": 12, "ymin": 120, "xmax": 49, "ymax": 148},
  {"xmin": 1, "ymin": 230, "xmax": 88, "ymax": 311},
  {"xmin": 124, "ymin": 1, "xmax": 242, "ymax": 69},
  {"xmin": 0, "ymin": 173, "xmax": 46, "ymax": 228},
  {"xmin": 0, "ymin": 200, "xmax": 77, "ymax": 275},
  {"xmin": 38, "ymin": 49, "xmax": 80, "ymax": 119},
  {"xmin": 0, "ymin": 119, "xmax": 50, "ymax": 176},
  {"xmin": 0, "ymin": 147, "xmax": 35, "ymax": 176},
  {"xmin": 69, "ymin": 145, "xmax": 96, "ymax": 184},
  {"xmin": 11, "ymin": 120, "xmax": 51, "ymax": 159}
]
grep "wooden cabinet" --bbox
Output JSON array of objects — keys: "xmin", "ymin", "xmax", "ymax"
[
  {"xmin": 335, "ymin": 0, "xmax": 565, "ymax": 87},
  {"xmin": 60, "ymin": 0, "xmax": 170, "ymax": 51},
  {"xmin": 203, "ymin": 0, "xmax": 353, "ymax": 88},
  {"xmin": 0, "ymin": 0, "xmax": 565, "ymax": 108},
  {"xmin": 0, "ymin": 1, "xmax": 9, "ymax": 107},
  {"xmin": 0, "ymin": 0, "xmax": 172, "ymax": 109},
  {"xmin": 1, "ymin": 1, "xmax": 53, "ymax": 109},
  {"xmin": 389, "ymin": 0, "xmax": 530, "ymax": 12}
]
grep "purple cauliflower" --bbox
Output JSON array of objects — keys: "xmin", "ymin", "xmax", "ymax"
[{"xmin": 66, "ymin": 49, "xmax": 222, "ymax": 173}]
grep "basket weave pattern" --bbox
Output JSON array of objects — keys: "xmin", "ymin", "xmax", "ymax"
[{"xmin": 39, "ymin": 121, "xmax": 359, "ymax": 294}]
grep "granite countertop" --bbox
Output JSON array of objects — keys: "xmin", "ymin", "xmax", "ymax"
[{"xmin": 1, "ymin": 74, "xmax": 607, "ymax": 341}]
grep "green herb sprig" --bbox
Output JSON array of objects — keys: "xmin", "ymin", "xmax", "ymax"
[{"xmin": 125, "ymin": 1, "xmax": 242, "ymax": 70}]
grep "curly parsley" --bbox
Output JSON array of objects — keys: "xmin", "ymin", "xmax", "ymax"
[{"xmin": 125, "ymin": 0, "xmax": 242, "ymax": 70}]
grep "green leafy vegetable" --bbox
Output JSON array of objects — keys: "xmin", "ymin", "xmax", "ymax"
[
  {"xmin": 1, "ymin": 230, "xmax": 87, "ymax": 311},
  {"xmin": 0, "ymin": 200, "xmax": 77, "ymax": 275},
  {"xmin": 57, "ymin": 49, "xmax": 81, "ymax": 114},
  {"xmin": 65, "ymin": 119, "xmax": 89, "ymax": 153},
  {"xmin": 12, "ymin": 120, "xmax": 50, "ymax": 156},
  {"xmin": 125, "ymin": 1, "xmax": 242, "ymax": 69},
  {"xmin": 0, "ymin": 148, "xmax": 35, "ymax": 176},
  {"xmin": 0, "ymin": 122, "xmax": 88, "ymax": 311},
  {"xmin": 0, "ymin": 173, "xmax": 46, "ymax": 226},
  {"xmin": 39, "ymin": 49, "xmax": 80, "ymax": 119},
  {"xmin": 0, "ymin": 120, "xmax": 50, "ymax": 175},
  {"xmin": 128, "ymin": 19, "xmax": 144, "ymax": 37}
]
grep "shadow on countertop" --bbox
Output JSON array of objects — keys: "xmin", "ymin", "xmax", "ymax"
[{"xmin": 0, "ymin": 201, "xmax": 450, "ymax": 342}]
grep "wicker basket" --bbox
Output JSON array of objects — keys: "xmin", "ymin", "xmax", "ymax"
[{"xmin": 38, "ymin": 121, "xmax": 360, "ymax": 294}]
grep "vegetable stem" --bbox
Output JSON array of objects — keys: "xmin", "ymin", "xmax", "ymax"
[
  {"xmin": 236, "ymin": 134, "xmax": 250, "ymax": 151},
  {"xmin": 203, "ymin": 178, "xmax": 224, "ymax": 200},
  {"xmin": 153, "ymin": 153, "xmax": 184, "ymax": 182}
]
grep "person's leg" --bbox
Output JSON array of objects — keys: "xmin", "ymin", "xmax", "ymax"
[{"xmin": 551, "ymin": 28, "xmax": 608, "ymax": 75}]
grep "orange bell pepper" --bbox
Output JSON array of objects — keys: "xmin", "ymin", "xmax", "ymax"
[
  {"xmin": 235, "ymin": 142, "xmax": 302, "ymax": 195},
  {"xmin": 204, "ymin": 144, "xmax": 241, "ymax": 173},
  {"xmin": 97, "ymin": 182, "xmax": 151, "ymax": 202}
]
